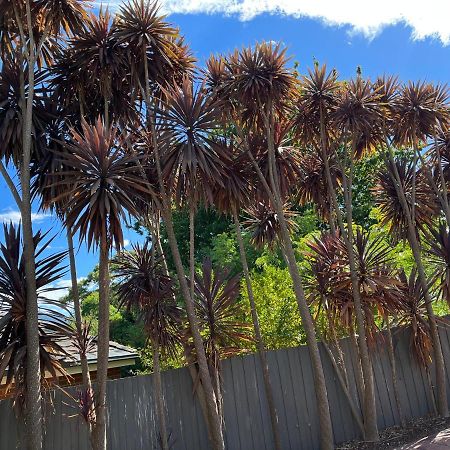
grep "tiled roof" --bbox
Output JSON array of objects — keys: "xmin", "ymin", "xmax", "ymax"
[{"xmin": 58, "ymin": 338, "xmax": 139, "ymax": 367}]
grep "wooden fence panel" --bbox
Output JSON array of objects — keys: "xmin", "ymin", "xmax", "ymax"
[{"xmin": 2, "ymin": 324, "xmax": 450, "ymax": 449}]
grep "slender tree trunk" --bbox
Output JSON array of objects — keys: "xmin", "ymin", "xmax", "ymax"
[
  {"xmin": 182, "ymin": 343, "xmax": 213, "ymax": 443},
  {"xmin": 20, "ymin": 3, "xmax": 43, "ymax": 447},
  {"xmin": 384, "ymin": 315, "xmax": 404, "ymax": 427},
  {"xmin": 151, "ymin": 218, "xmax": 217, "ymax": 445},
  {"xmin": 92, "ymin": 233, "xmax": 110, "ymax": 450},
  {"xmin": 232, "ymin": 207, "xmax": 282, "ymax": 450},
  {"xmin": 22, "ymin": 178, "xmax": 42, "ymax": 450},
  {"xmin": 349, "ymin": 322, "xmax": 365, "ymax": 406},
  {"xmin": 143, "ymin": 49, "xmax": 224, "ymax": 448},
  {"xmin": 326, "ymin": 309, "xmax": 349, "ymax": 388},
  {"xmin": 433, "ymin": 134, "xmax": 450, "ymax": 221},
  {"xmin": 425, "ymin": 365, "xmax": 438, "ymax": 415},
  {"xmin": 342, "ymin": 156, "xmax": 379, "ymax": 441},
  {"xmin": 415, "ymin": 148, "xmax": 450, "ymax": 226},
  {"xmin": 189, "ymin": 203, "xmax": 196, "ymax": 305},
  {"xmin": 263, "ymin": 109, "xmax": 334, "ymax": 450},
  {"xmin": 322, "ymin": 340, "xmax": 365, "ymax": 437},
  {"xmin": 385, "ymin": 145, "xmax": 448, "ymax": 417},
  {"xmin": 318, "ymin": 113, "xmax": 379, "ymax": 441},
  {"xmin": 211, "ymin": 359, "xmax": 223, "ymax": 425},
  {"xmin": 161, "ymin": 209, "xmax": 224, "ymax": 450},
  {"xmin": 67, "ymin": 227, "xmax": 96, "ymax": 435},
  {"xmin": 152, "ymin": 337, "xmax": 169, "ymax": 450}
]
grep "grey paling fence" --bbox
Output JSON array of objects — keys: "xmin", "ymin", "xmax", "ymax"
[{"xmin": 2, "ymin": 324, "xmax": 450, "ymax": 450}]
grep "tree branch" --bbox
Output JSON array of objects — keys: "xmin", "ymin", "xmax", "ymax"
[{"xmin": 0, "ymin": 161, "xmax": 23, "ymax": 211}]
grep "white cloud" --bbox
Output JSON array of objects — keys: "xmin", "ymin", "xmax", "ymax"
[
  {"xmin": 103, "ymin": 0, "xmax": 450, "ymax": 44},
  {"xmin": 112, "ymin": 238, "xmax": 131, "ymax": 250},
  {"xmin": 43, "ymin": 277, "xmax": 86, "ymax": 301},
  {"xmin": 0, "ymin": 209, "xmax": 49, "ymax": 225}
]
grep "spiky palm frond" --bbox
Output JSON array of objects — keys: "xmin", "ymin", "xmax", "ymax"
[
  {"xmin": 114, "ymin": 0, "xmax": 177, "ymax": 56},
  {"xmin": 426, "ymin": 224, "xmax": 450, "ymax": 307},
  {"xmin": 114, "ymin": 0, "xmax": 195, "ymax": 98},
  {"xmin": 295, "ymin": 64, "xmax": 339, "ymax": 144},
  {"xmin": 340, "ymin": 231, "xmax": 401, "ymax": 335},
  {"xmin": 0, "ymin": 57, "xmax": 49, "ymax": 164},
  {"xmin": 0, "ymin": 223, "xmax": 71, "ymax": 407},
  {"xmin": 299, "ymin": 64, "xmax": 339, "ymax": 116},
  {"xmin": 247, "ymin": 120, "xmax": 302, "ymax": 201},
  {"xmin": 31, "ymin": 95, "xmax": 75, "ymax": 217},
  {"xmin": 34, "ymin": 0, "xmax": 89, "ymax": 36},
  {"xmin": 69, "ymin": 10, "xmax": 128, "ymax": 102},
  {"xmin": 225, "ymin": 42, "xmax": 296, "ymax": 122},
  {"xmin": 374, "ymin": 155, "xmax": 439, "ymax": 242},
  {"xmin": 307, "ymin": 229, "xmax": 401, "ymax": 341},
  {"xmin": 158, "ymin": 77, "xmax": 230, "ymax": 206},
  {"xmin": 433, "ymin": 125, "xmax": 450, "ymax": 183},
  {"xmin": 204, "ymin": 54, "xmax": 229, "ymax": 99},
  {"xmin": 243, "ymin": 201, "xmax": 297, "ymax": 249},
  {"xmin": 295, "ymin": 150, "xmax": 341, "ymax": 220},
  {"xmin": 372, "ymin": 75, "xmax": 399, "ymax": 131},
  {"xmin": 212, "ymin": 151, "xmax": 253, "ymax": 215},
  {"xmin": 333, "ymin": 77, "xmax": 384, "ymax": 158},
  {"xmin": 51, "ymin": 118, "xmax": 150, "ymax": 250},
  {"xmin": 51, "ymin": 44, "xmax": 137, "ymax": 126},
  {"xmin": 150, "ymin": 36, "xmax": 195, "ymax": 95},
  {"xmin": 193, "ymin": 258, "xmax": 251, "ymax": 370},
  {"xmin": 304, "ymin": 231, "xmax": 343, "ymax": 302},
  {"xmin": 114, "ymin": 240, "xmax": 181, "ymax": 354},
  {"xmin": 392, "ymin": 82, "xmax": 449, "ymax": 147},
  {"xmin": 397, "ymin": 269, "xmax": 433, "ymax": 367},
  {"xmin": 72, "ymin": 320, "xmax": 96, "ymax": 359}
]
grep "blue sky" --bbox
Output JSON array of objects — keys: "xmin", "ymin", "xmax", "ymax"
[{"xmin": 1, "ymin": 3, "xmax": 449, "ymax": 298}]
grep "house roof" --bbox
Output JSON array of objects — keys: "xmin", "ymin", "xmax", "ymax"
[{"xmin": 58, "ymin": 338, "xmax": 139, "ymax": 368}]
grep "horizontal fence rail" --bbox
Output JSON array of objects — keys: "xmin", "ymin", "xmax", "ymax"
[{"xmin": 1, "ymin": 324, "xmax": 449, "ymax": 449}]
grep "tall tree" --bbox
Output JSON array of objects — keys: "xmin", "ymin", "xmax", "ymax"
[
  {"xmin": 0, "ymin": 223, "xmax": 71, "ymax": 410},
  {"xmin": 205, "ymin": 43, "xmax": 335, "ymax": 450},
  {"xmin": 0, "ymin": 1, "xmax": 88, "ymax": 447},
  {"xmin": 213, "ymin": 153, "xmax": 283, "ymax": 449},
  {"xmin": 51, "ymin": 119, "xmax": 149, "ymax": 450},
  {"xmin": 114, "ymin": 241, "xmax": 182, "ymax": 450}
]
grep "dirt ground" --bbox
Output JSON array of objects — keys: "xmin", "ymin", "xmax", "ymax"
[{"xmin": 336, "ymin": 416, "xmax": 450, "ymax": 450}]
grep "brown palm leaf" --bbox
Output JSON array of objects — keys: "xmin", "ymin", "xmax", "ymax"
[
  {"xmin": 295, "ymin": 64, "xmax": 339, "ymax": 144},
  {"xmin": 34, "ymin": 0, "xmax": 89, "ymax": 36},
  {"xmin": 372, "ymin": 75, "xmax": 400, "ymax": 132},
  {"xmin": 0, "ymin": 56, "xmax": 49, "ymax": 165},
  {"xmin": 212, "ymin": 150, "xmax": 253, "ymax": 215},
  {"xmin": 0, "ymin": 224, "xmax": 72, "ymax": 407},
  {"xmin": 225, "ymin": 42, "xmax": 296, "ymax": 122},
  {"xmin": 304, "ymin": 231, "xmax": 343, "ymax": 303},
  {"xmin": 243, "ymin": 201, "xmax": 298, "ymax": 249},
  {"xmin": 50, "ymin": 118, "xmax": 150, "ymax": 250},
  {"xmin": 150, "ymin": 36, "xmax": 196, "ymax": 97},
  {"xmin": 332, "ymin": 77, "xmax": 384, "ymax": 159},
  {"xmin": 433, "ymin": 125, "xmax": 450, "ymax": 183},
  {"xmin": 114, "ymin": 0, "xmax": 192, "ymax": 98},
  {"xmin": 69, "ymin": 9, "xmax": 128, "ymax": 105},
  {"xmin": 426, "ymin": 223, "xmax": 450, "ymax": 307},
  {"xmin": 114, "ymin": 0, "xmax": 177, "ymax": 57},
  {"xmin": 295, "ymin": 150, "xmax": 342, "ymax": 220},
  {"xmin": 248, "ymin": 119, "xmax": 302, "ymax": 200},
  {"xmin": 113, "ymin": 240, "xmax": 182, "ymax": 355},
  {"xmin": 392, "ymin": 82, "xmax": 449, "ymax": 147},
  {"xmin": 374, "ymin": 155, "xmax": 439, "ymax": 242},
  {"xmin": 158, "ymin": 77, "xmax": 230, "ymax": 206},
  {"xmin": 397, "ymin": 269, "xmax": 433, "ymax": 367},
  {"xmin": 192, "ymin": 258, "xmax": 252, "ymax": 369}
]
